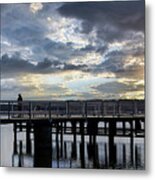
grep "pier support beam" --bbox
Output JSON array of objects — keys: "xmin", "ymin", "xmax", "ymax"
[
  {"xmin": 87, "ymin": 120, "xmax": 99, "ymax": 168},
  {"xmin": 80, "ymin": 121, "xmax": 85, "ymax": 168},
  {"xmin": 33, "ymin": 121, "xmax": 52, "ymax": 167},
  {"xmin": 72, "ymin": 121, "xmax": 77, "ymax": 159},
  {"xmin": 60, "ymin": 121, "xmax": 64, "ymax": 158},
  {"xmin": 123, "ymin": 121, "xmax": 126, "ymax": 135},
  {"xmin": 56, "ymin": 122, "xmax": 60, "ymax": 167},
  {"xmin": 109, "ymin": 120, "xmax": 116, "ymax": 168},
  {"xmin": 13, "ymin": 123, "xmax": 18, "ymax": 154},
  {"xmin": 26, "ymin": 122, "xmax": 31, "ymax": 154},
  {"xmin": 130, "ymin": 120, "xmax": 134, "ymax": 166}
]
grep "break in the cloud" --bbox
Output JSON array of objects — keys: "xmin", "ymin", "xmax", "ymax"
[
  {"xmin": 0, "ymin": 1, "xmax": 145, "ymax": 100},
  {"xmin": 30, "ymin": 2, "xmax": 43, "ymax": 14}
]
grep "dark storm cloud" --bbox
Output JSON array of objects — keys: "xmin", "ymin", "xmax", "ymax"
[
  {"xmin": 59, "ymin": 1, "xmax": 144, "ymax": 42},
  {"xmin": 63, "ymin": 63, "xmax": 87, "ymax": 71},
  {"xmin": 59, "ymin": 1, "xmax": 145, "ymax": 31},
  {"xmin": 79, "ymin": 45, "xmax": 96, "ymax": 52},
  {"xmin": 1, "ymin": 1, "xmax": 145, "ymax": 74},
  {"xmin": 41, "ymin": 38, "xmax": 76, "ymax": 61},
  {"xmin": 92, "ymin": 48, "xmax": 144, "ymax": 78},
  {"xmin": 1, "ymin": 53, "xmax": 88, "ymax": 77},
  {"xmin": 90, "ymin": 50, "xmax": 125, "ymax": 73},
  {"xmin": 1, "ymin": 54, "xmax": 35, "ymax": 74}
]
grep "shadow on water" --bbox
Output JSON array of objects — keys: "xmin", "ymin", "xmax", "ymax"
[{"xmin": 0, "ymin": 119, "xmax": 145, "ymax": 169}]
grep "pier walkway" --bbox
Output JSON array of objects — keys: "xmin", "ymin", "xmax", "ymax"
[{"xmin": 0, "ymin": 99, "xmax": 144, "ymax": 121}]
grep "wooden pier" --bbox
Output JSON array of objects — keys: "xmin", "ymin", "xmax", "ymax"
[
  {"xmin": 1, "ymin": 100, "xmax": 145, "ymax": 168},
  {"xmin": 0, "ymin": 99, "xmax": 145, "ymax": 138},
  {"xmin": 0, "ymin": 99, "xmax": 145, "ymax": 121}
]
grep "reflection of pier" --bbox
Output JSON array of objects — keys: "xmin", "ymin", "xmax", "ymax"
[{"xmin": 11, "ymin": 118, "xmax": 145, "ymax": 168}]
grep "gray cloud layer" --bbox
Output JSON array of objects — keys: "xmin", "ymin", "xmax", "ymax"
[
  {"xmin": 1, "ymin": 1, "xmax": 144, "ymax": 73},
  {"xmin": 58, "ymin": 1, "xmax": 144, "ymax": 41},
  {"xmin": 1, "ymin": 53, "xmax": 88, "ymax": 77},
  {"xmin": 1, "ymin": 1, "xmax": 145, "ymax": 100}
]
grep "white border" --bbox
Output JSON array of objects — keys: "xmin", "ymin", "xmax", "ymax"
[{"xmin": 0, "ymin": 0, "xmax": 141, "ymax": 3}]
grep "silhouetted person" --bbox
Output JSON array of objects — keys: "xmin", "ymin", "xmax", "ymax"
[{"xmin": 17, "ymin": 94, "xmax": 23, "ymax": 117}]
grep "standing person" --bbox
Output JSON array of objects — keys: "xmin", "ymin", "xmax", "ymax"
[{"xmin": 17, "ymin": 94, "xmax": 23, "ymax": 117}]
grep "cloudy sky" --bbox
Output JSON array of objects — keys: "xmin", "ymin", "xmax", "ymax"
[{"xmin": 1, "ymin": 0, "xmax": 145, "ymax": 100}]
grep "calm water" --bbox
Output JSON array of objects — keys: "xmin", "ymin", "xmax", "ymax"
[{"xmin": 0, "ymin": 121, "xmax": 145, "ymax": 169}]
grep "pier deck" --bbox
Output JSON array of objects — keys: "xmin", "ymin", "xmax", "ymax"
[{"xmin": 0, "ymin": 99, "xmax": 145, "ymax": 121}]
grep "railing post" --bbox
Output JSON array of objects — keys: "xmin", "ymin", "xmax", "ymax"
[
  {"xmin": 133, "ymin": 100, "xmax": 137, "ymax": 116},
  {"xmin": 101, "ymin": 100, "xmax": 104, "ymax": 118},
  {"xmin": 113, "ymin": 101, "xmax": 116, "ymax": 117},
  {"xmin": 118, "ymin": 100, "xmax": 121, "ymax": 117},
  {"xmin": 11, "ymin": 102, "xmax": 13, "ymax": 118},
  {"xmin": 85, "ymin": 101, "xmax": 87, "ymax": 118},
  {"xmin": 8, "ymin": 101, "xmax": 10, "ymax": 120},
  {"xmin": 49, "ymin": 102, "xmax": 51, "ymax": 119},
  {"xmin": 98, "ymin": 102, "xmax": 100, "ymax": 117},
  {"xmin": 83, "ymin": 101, "xmax": 87, "ymax": 118},
  {"xmin": 29, "ymin": 102, "xmax": 32, "ymax": 120},
  {"xmin": 66, "ymin": 101, "xmax": 69, "ymax": 118},
  {"xmin": 82, "ymin": 101, "xmax": 84, "ymax": 117},
  {"xmin": 57, "ymin": 103, "xmax": 59, "ymax": 117},
  {"xmin": 104, "ymin": 102, "xmax": 106, "ymax": 116}
]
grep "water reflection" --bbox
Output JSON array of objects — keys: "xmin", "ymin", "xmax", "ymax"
[{"xmin": 0, "ymin": 120, "xmax": 145, "ymax": 169}]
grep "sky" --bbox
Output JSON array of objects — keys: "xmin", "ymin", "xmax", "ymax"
[{"xmin": 0, "ymin": 0, "xmax": 145, "ymax": 100}]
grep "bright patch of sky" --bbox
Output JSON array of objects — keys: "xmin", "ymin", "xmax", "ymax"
[{"xmin": 46, "ymin": 15, "xmax": 94, "ymax": 49}]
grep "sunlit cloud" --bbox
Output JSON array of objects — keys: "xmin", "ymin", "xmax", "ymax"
[
  {"xmin": 108, "ymin": 41, "xmax": 127, "ymax": 50},
  {"xmin": 123, "ymin": 56, "xmax": 144, "ymax": 69},
  {"xmin": 69, "ymin": 52, "xmax": 102, "ymax": 66},
  {"xmin": 46, "ymin": 15, "xmax": 90, "ymax": 49},
  {"xmin": 8, "ymin": 71, "xmax": 115, "ymax": 100},
  {"xmin": 121, "ymin": 91, "xmax": 144, "ymax": 99},
  {"xmin": 30, "ymin": 3, "xmax": 43, "ymax": 14}
]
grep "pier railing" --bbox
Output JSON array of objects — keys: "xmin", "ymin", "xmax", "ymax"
[{"xmin": 0, "ymin": 100, "xmax": 145, "ymax": 120}]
